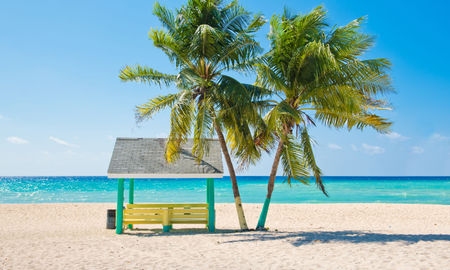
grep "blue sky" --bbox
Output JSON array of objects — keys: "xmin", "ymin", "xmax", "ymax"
[{"xmin": 1, "ymin": 0, "xmax": 449, "ymax": 176}]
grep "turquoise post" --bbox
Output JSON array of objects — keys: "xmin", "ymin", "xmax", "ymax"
[
  {"xmin": 206, "ymin": 178, "xmax": 215, "ymax": 232},
  {"xmin": 206, "ymin": 179, "xmax": 210, "ymax": 205},
  {"xmin": 116, "ymin": 178, "xmax": 124, "ymax": 234},
  {"xmin": 206, "ymin": 180, "xmax": 210, "ymax": 230},
  {"xmin": 256, "ymin": 197, "xmax": 271, "ymax": 230},
  {"xmin": 128, "ymin": 178, "xmax": 134, "ymax": 229}
]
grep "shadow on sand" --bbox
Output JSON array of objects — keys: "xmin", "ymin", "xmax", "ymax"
[
  {"xmin": 123, "ymin": 228, "xmax": 239, "ymax": 237},
  {"xmin": 220, "ymin": 230, "xmax": 450, "ymax": 246},
  {"xmin": 123, "ymin": 229, "xmax": 450, "ymax": 246}
]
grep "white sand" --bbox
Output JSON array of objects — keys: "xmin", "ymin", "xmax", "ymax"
[{"xmin": 1, "ymin": 203, "xmax": 449, "ymax": 269}]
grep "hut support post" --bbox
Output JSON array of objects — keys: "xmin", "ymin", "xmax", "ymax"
[
  {"xmin": 128, "ymin": 178, "xmax": 134, "ymax": 229},
  {"xmin": 116, "ymin": 178, "xmax": 124, "ymax": 234},
  {"xmin": 207, "ymin": 178, "xmax": 215, "ymax": 232}
]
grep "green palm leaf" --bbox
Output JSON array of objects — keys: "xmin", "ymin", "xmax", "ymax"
[
  {"xmin": 300, "ymin": 128, "xmax": 327, "ymax": 196},
  {"xmin": 119, "ymin": 65, "xmax": 176, "ymax": 87},
  {"xmin": 280, "ymin": 135, "xmax": 310, "ymax": 185},
  {"xmin": 136, "ymin": 93, "xmax": 180, "ymax": 121},
  {"xmin": 166, "ymin": 92, "xmax": 195, "ymax": 163},
  {"xmin": 192, "ymin": 98, "xmax": 214, "ymax": 161},
  {"xmin": 315, "ymin": 109, "xmax": 391, "ymax": 133}
]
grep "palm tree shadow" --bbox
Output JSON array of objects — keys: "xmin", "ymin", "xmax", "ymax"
[{"xmin": 221, "ymin": 230, "xmax": 450, "ymax": 246}]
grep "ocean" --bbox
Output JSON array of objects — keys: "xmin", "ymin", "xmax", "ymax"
[{"xmin": 0, "ymin": 176, "xmax": 449, "ymax": 204}]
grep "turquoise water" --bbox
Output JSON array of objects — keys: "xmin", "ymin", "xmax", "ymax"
[{"xmin": 0, "ymin": 176, "xmax": 449, "ymax": 204}]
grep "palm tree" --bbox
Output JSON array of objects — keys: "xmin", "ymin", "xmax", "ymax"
[
  {"xmin": 119, "ymin": 0, "xmax": 266, "ymax": 230},
  {"xmin": 254, "ymin": 7, "xmax": 394, "ymax": 229}
]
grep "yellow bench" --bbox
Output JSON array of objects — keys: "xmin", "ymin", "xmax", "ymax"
[{"xmin": 123, "ymin": 203, "xmax": 210, "ymax": 232}]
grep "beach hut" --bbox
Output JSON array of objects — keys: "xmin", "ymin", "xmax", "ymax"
[{"xmin": 107, "ymin": 138, "xmax": 223, "ymax": 234}]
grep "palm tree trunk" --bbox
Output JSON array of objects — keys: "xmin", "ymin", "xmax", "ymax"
[
  {"xmin": 213, "ymin": 121, "xmax": 249, "ymax": 230},
  {"xmin": 256, "ymin": 138, "xmax": 284, "ymax": 230}
]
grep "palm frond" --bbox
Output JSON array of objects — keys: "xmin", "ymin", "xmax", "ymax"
[
  {"xmin": 153, "ymin": 2, "xmax": 176, "ymax": 34},
  {"xmin": 119, "ymin": 65, "xmax": 177, "ymax": 86},
  {"xmin": 263, "ymin": 101, "xmax": 303, "ymax": 132},
  {"xmin": 192, "ymin": 98, "xmax": 214, "ymax": 161},
  {"xmin": 326, "ymin": 16, "xmax": 376, "ymax": 61},
  {"xmin": 216, "ymin": 36, "xmax": 262, "ymax": 71},
  {"xmin": 255, "ymin": 61, "xmax": 288, "ymax": 91},
  {"xmin": 190, "ymin": 24, "xmax": 223, "ymax": 58},
  {"xmin": 315, "ymin": 109, "xmax": 391, "ymax": 133},
  {"xmin": 300, "ymin": 128, "xmax": 327, "ymax": 196},
  {"xmin": 136, "ymin": 93, "xmax": 180, "ymax": 121},
  {"xmin": 280, "ymin": 135, "xmax": 310, "ymax": 184},
  {"xmin": 165, "ymin": 92, "xmax": 195, "ymax": 163},
  {"xmin": 149, "ymin": 29, "xmax": 192, "ymax": 68}
]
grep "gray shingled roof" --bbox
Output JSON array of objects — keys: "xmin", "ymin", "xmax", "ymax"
[{"xmin": 107, "ymin": 138, "xmax": 223, "ymax": 179}]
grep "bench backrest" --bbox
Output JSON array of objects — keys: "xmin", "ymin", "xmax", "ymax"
[{"xmin": 123, "ymin": 203, "xmax": 209, "ymax": 225}]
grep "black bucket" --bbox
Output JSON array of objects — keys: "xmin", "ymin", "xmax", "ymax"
[{"xmin": 106, "ymin": 209, "xmax": 116, "ymax": 229}]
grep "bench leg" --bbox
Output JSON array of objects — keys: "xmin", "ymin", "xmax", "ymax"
[{"xmin": 162, "ymin": 208, "xmax": 171, "ymax": 232}]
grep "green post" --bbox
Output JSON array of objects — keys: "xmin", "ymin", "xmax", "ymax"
[
  {"xmin": 206, "ymin": 178, "xmax": 215, "ymax": 232},
  {"xmin": 206, "ymin": 180, "xmax": 210, "ymax": 230},
  {"xmin": 256, "ymin": 197, "xmax": 271, "ymax": 230},
  {"xmin": 128, "ymin": 178, "xmax": 134, "ymax": 229},
  {"xmin": 116, "ymin": 178, "xmax": 124, "ymax": 234},
  {"xmin": 206, "ymin": 179, "xmax": 210, "ymax": 205}
]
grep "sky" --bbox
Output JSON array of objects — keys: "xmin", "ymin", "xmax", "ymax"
[{"xmin": 0, "ymin": 0, "xmax": 449, "ymax": 176}]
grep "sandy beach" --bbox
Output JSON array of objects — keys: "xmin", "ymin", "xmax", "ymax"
[{"xmin": 1, "ymin": 203, "xmax": 449, "ymax": 269}]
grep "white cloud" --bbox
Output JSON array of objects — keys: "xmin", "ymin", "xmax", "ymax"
[
  {"xmin": 362, "ymin": 143, "xmax": 385, "ymax": 155},
  {"xmin": 328, "ymin": 143, "xmax": 343, "ymax": 150},
  {"xmin": 411, "ymin": 146, "xmax": 424, "ymax": 154},
  {"xmin": 0, "ymin": 115, "xmax": 4, "ymax": 120},
  {"xmin": 7, "ymin": 136, "xmax": 29, "ymax": 144},
  {"xmin": 49, "ymin": 136, "xmax": 79, "ymax": 148},
  {"xmin": 383, "ymin": 132, "xmax": 409, "ymax": 141},
  {"xmin": 107, "ymin": 135, "xmax": 115, "ymax": 141},
  {"xmin": 351, "ymin": 144, "xmax": 358, "ymax": 151},
  {"xmin": 430, "ymin": 133, "xmax": 449, "ymax": 142}
]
